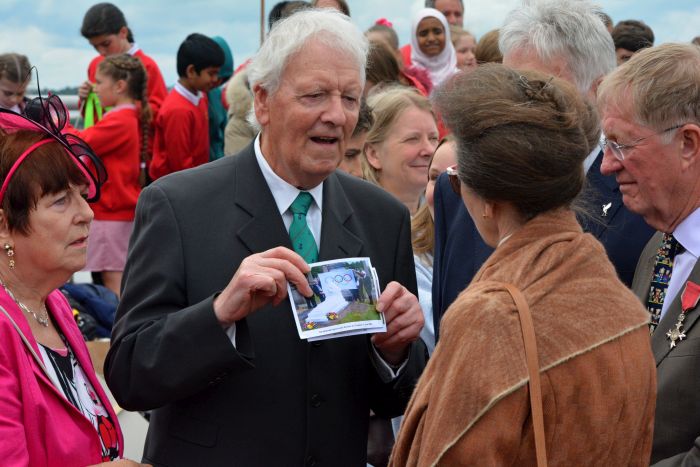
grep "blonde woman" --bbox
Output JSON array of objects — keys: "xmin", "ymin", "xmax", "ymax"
[{"xmin": 362, "ymin": 86, "xmax": 439, "ymax": 216}]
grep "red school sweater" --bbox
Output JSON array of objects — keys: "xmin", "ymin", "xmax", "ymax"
[
  {"xmin": 149, "ymin": 89, "xmax": 209, "ymax": 181},
  {"xmin": 73, "ymin": 107, "xmax": 141, "ymax": 221},
  {"xmin": 87, "ymin": 49, "xmax": 168, "ymax": 119}
]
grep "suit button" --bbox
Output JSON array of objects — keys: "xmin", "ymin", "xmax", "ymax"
[
  {"xmin": 313, "ymin": 341, "xmax": 322, "ymax": 347},
  {"xmin": 305, "ymin": 455, "xmax": 317, "ymax": 467},
  {"xmin": 310, "ymin": 393, "xmax": 323, "ymax": 408}
]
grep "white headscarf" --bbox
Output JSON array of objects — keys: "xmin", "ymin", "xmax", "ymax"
[{"xmin": 410, "ymin": 8, "xmax": 458, "ymax": 88}]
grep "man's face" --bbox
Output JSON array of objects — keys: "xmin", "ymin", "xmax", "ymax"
[
  {"xmin": 600, "ymin": 102, "xmax": 688, "ymax": 231},
  {"xmin": 255, "ymin": 40, "xmax": 362, "ymax": 189},
  {"xmin": 434, "ymin": 0, "xmax": 464, "ymax": 27},
  {"xmin": 338, "ymin": 130, "xmax": 367, "ymax": 178}
]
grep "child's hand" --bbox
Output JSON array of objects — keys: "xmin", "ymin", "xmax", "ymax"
[{"xmin": 78, "ymin": 80, "xmax": 94, "ymax": 100}]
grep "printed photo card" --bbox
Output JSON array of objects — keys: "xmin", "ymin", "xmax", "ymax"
[{"xmin": 288, "ymin": 257, "xmax": 385, "ymax": 341}]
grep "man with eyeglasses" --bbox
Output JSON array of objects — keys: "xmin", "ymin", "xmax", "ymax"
[
  {"xmin": 431, "ymin": 0, "xmax": 655, "ymax": 342},
  {"xmin": 598, "ymin": 42, "xmax": 700, "ymax": 466}
]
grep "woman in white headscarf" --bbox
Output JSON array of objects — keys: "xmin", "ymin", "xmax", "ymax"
[{"xmin": 409, "ymin": 8, "xmax": 459, "ymax": 89}]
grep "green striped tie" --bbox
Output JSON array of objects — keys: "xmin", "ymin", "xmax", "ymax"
[{"xmin": 289, "ymin": 192, "xmax": 318, "ymax": 263}]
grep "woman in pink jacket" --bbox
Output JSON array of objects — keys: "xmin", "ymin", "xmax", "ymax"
[{"xmin": 0, "ymin": 95, "xmax": 146, "ymax": 466}]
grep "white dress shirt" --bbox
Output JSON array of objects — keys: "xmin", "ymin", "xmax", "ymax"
[
  {"xmin": 661, "ymin": 207, "xmax": 700, "ymax": 319},
  {"xmin": 583, "ymin": 136, "xmax": 604, "ymax": 174},
  {"xmin": 229, "ymin": 135, "xmax": 403, "ymax": 377},
  {"xmin": 253, "ymin": 135, "xmax": 323, "ymax": 246}
]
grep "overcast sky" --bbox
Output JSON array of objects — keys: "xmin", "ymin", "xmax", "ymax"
[{"xmin": 1, "ymin": 0, "xmax": 698, "ymax": 90}]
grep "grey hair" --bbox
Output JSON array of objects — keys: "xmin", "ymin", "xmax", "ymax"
[
  {"xmin": 247, "ymin": 8, "xmax": 368, "ymax": 129},
  {"xmin": 425, "ymin": 0, "xmax": 464, "ymax": 7},
  {"xmin": 499, "ymin": 0, "xmax": 615, "ymax": 95}
]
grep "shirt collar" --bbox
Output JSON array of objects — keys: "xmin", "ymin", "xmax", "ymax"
[
  {"xmin": 106, "ymin": 103, "xmax": 137, "ymax": 114},
  {"xmin": 253, "ymin": 134, "xmax": 323, "ymax": 216},
  {"xmin": 583, "ymin": 135, "xmax": 605, "ymax": 174},
  {"xmin": 174, "ymin": 82, "xmax": 202, "ymax": 106},
  {"xmin": 673, "ymin": 207, "xmax": 700, "ymax": 258},
  {"xmin": 127, "ymin": 43, "xmax": 140, "ymax": 56}
]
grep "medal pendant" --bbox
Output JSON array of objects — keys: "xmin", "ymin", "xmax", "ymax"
[{"xmin": 666, "ymin": 313, "xmax": 687, "ymax": 349}]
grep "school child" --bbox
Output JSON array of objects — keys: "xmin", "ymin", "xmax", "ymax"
[
  {"xmin": 70, "ymin": 54, "xmax": 149, "ymax": 297},
  {"xmin": 79, "ymin": 2, "xmax": 167, "ymax": 128},
  {"xmin": 149, "ymin": 33, "xmax": 224, "ymax": 180},
  {"xmin": 0, "ymin": 53, "xmax": 31, "ymax": 112}
]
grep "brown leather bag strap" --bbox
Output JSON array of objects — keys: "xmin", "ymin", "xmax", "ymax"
[{"xmin": 502, "ymin": 283, "xmax": 548, "ymax": 467}]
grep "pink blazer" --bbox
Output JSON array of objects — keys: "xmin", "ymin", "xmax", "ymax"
[{"xmin": 0, "ymin": 288, "xmax": 124, "ymax": 466}]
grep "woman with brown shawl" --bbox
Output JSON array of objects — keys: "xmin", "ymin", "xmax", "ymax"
[{"xmin": 390, "ymin": 64, "xmax": 656, "ymax": 466}]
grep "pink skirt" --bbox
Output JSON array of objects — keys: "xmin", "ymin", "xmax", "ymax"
[{"xmin": 84, "ymin": 220, "xmax": 133, "ymax": 272}]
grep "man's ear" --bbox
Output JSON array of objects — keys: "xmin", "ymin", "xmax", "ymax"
[
  {"xmin": 363, "ymin": 143, "xmax": 382, "ymax": 170},
  {"xmin": 679, "ymin": 123, "xmax": 700, "ymax": 171},
  {"xmin": 589, "ymin": 75, "xmax": 604, "ymax": 99},
  {"xmin": 252, "ymin": 84, "xmax": 271, "ymax": 127},
  {"xmin": 483, "ymin": 200, "xmax": 495, "ymax": 220}
]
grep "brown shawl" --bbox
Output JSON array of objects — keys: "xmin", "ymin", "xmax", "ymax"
[{"xmin": 391, "ymin": 209, "xmax": 652, "ymax": 466}]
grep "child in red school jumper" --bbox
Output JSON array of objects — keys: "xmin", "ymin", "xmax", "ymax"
[
  {"xmin": 69, "ymin": 54, "xmax": 149, "ymax": 297},
  {"xmin": 79, "ymin": 2, "xmax": 166, "ymax": 178},
  {"xmin": 149, "ymin": 33, "xmax": 223, "ymax": 180}
]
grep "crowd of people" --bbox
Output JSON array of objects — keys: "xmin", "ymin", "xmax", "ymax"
[{"xmin": 0, "ymin": 0, "xmax": 699, "ymax": 465}]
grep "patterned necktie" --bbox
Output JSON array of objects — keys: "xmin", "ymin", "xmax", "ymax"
[
  {"xmin": 289, "ymin": 192, "xmax": 318, "ymax": 263},
  {"xmin": 647, "ymin": 233, "xmax": 684, "ymax": 333}
]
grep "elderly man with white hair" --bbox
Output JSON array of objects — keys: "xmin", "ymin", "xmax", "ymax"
[
  {"xmin": 598, "ymin": 42, "xmax": 700, "ymax": 466},
  {"xmin": 105, "ymin": 9, "xmax": 427, "ymax": 467}
]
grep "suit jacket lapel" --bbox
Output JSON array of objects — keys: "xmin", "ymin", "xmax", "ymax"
[
  {"xmin": 234, "ymin": 147, "xmax": 293, "ymax": 254},
  {"xmin": 651, "ymin": 257, "xmax": 700, "ymax": 365},
  {"xmin": 318, "ymin": 172, "xmax": 363, "ymax": 260},
  {"xmin": 584, "ymin": 151, "xmax": 624, "ymax": 239}
]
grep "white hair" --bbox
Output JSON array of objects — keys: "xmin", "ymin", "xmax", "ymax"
[
  {"xmin": 247, "ymin": 8, "xmax": 369, "ymax": 128},
  {"xmin": 499, "ymin": 0, "xmax": 615, "ymax": 95}
]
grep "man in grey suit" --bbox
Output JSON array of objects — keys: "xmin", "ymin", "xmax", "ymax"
[
  {"xmin": 104, "ymin": 10, "xmax": 426, "ymax": 466},
  {"xmin": 598, "ymin": 43, "xmax": 700, "ymax": 466}
]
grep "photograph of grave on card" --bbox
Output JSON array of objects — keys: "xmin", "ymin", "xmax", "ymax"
[{"xmin": 289, "ymin": 258, "xmax": 381, "ymax": 335}]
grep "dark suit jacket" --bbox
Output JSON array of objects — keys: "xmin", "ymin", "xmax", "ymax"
[
  {"xmin": 104, "ymin": 145, "xmax": 427, "ymax": 467},
  {"xmin": 432, "ymin": 151, "xmax": 655, "ymax": 340},
  {"xmin": 633, "ymin": 232, "xmax": 700, "ymax": 466}
]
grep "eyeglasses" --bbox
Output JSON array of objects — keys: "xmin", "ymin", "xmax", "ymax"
[
  {"xmin": 600, "ymin": 124, "xmax": 685, "ymax": 161},
  {"xmin": 446, "ymin": 165, "xmax": 461, "ymax": 195}
]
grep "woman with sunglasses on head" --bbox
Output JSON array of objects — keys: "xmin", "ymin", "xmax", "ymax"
[
  {"xmin": 0, "ymin": 100, "xmax": 147, "ymax": 466},
  {"xmin": 391, "ymin": 64, "xmax": 656, "ymax": 465}
]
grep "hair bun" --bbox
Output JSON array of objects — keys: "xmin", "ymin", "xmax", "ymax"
[{"xmin": 518, "ymin": 75, "xmax": 560, "ymax": 105}]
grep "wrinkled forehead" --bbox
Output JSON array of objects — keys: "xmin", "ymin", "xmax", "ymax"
[
  {"xmin": 280, "ymin": 37, "xmax": 364, "ymax": 83},
  {"xmin": 435, "ymin": 0, "xmax": 463, "ymax": 12}
]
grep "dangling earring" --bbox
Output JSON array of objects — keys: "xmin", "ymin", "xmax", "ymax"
[{"xmin": 4, "ymin": 243, "xmax": 15, "ymax": 269}]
